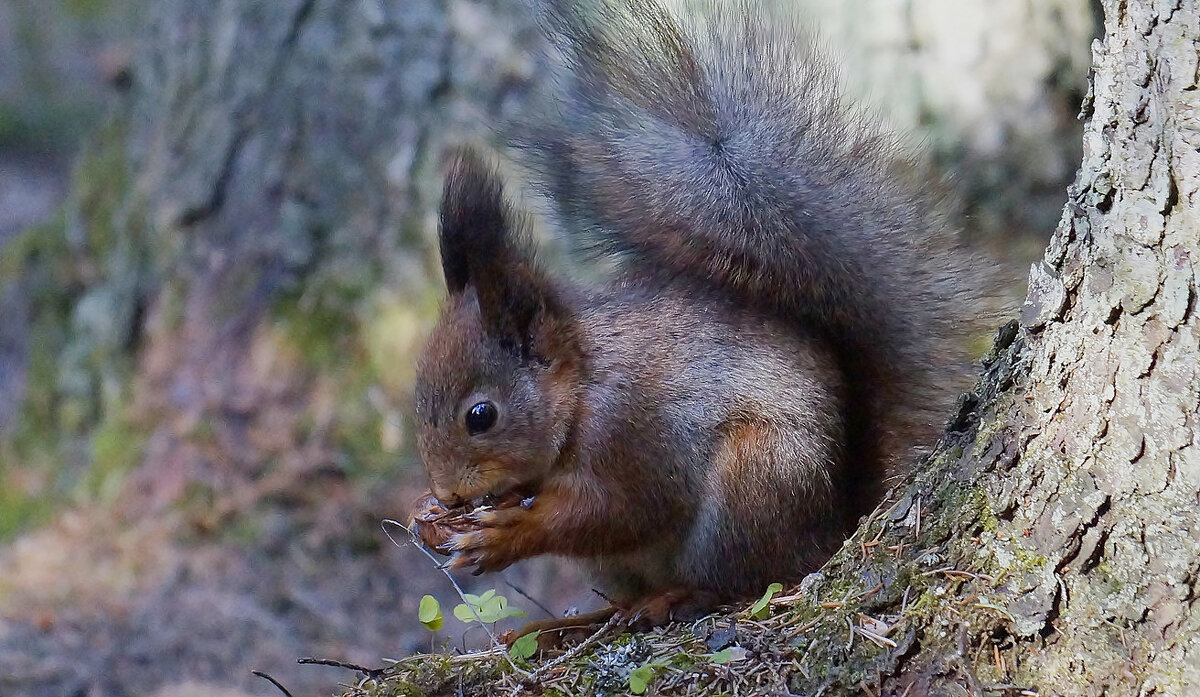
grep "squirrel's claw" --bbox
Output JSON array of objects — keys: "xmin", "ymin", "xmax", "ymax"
[
  {"xmin": 443, "ymin": 530, "xmax": 497, "ymax": 574},
  {"xmin": 466, "ymin": 504, "xmax": 527, "ymax": 528},
  {"xmin": 443, "ymin": 506, "xmax": 532, "ymax": 574},
  {"xmin": 616, "ymin": 590, "xmax": 715, "ymax": 631}
]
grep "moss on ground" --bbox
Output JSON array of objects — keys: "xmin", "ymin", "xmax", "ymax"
[
  {"xmin": 82, "ymin": 404, "xmax": 147, "ymax": 502},
  {"xmin": 270, "ymin": 277, "xmax": 443, "ymax": 493},
  {"xmin": 0, "ymin": 210, "xmax": 82, "ymax": 538}
]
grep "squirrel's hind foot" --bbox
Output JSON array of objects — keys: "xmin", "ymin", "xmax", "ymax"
[
  {"xmin": 619, "ymin": 589, "xmax": 719, "ymax": 631},
  {"xmin": 501, "ymin": 606, "xmax": 620, "ymax": 651},
  {"xmin": 500, "ymin": 589, "xmax": 719, "ymax": 652}
]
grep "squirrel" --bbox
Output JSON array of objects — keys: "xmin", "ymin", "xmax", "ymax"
[{"xmin": 410, "ymin": 0, "xmax": 988, "ymax": 630}]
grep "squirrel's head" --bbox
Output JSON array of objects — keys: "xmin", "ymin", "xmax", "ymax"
[{"xmin": 414, "ymin": 149, "xmax": 582, "ymax": 508}]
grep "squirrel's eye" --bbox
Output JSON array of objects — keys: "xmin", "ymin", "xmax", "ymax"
[{"xmin": 465, "ymin": 401, "xmax": 498, "ymax": 435}]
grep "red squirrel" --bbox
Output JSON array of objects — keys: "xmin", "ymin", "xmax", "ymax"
[{"xmin": 410, "ymin": 0, "xmax": 986, "ymax": 629}]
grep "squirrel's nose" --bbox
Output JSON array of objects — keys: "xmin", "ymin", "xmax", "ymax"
[{"xmin": 432, "ymin": 485, "xmax": 465, "ymax": 508}]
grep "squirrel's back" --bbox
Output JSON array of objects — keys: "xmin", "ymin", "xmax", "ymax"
[{"xmin": 518, "ymin": 0, "xmax": 986, "ymax": 514}]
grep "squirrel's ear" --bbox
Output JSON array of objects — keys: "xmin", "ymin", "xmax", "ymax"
[
  {"xmin": 438, "ymin": 148, "xmax": 570, "ymax": 356},
  {"xmin": 438, "ymin": 148, "xmax": 505, "ymax": 295}
]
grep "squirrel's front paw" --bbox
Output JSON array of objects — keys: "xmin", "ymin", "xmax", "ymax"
[{"xmin": 445, "ymin": 505, "xmax": 537, "ymax": 575}]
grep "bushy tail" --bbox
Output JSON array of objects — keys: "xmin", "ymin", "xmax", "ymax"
[{"xmin": 520, "ymin": 0, "xmax": 987, "ymax": 490}]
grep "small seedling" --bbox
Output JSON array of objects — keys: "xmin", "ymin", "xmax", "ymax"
[
  {"xmin": 509, "ymin": 631, "xmax": 540, "ymax": 660},
  {"xmin": 453, "ymin": 589, "xmax": 527, "ymax": 624},
  {"xmin": 419, "ymin": 595, "xmax": 444, "ymax": 631},
  {"xmin": 382, "ymin": 519, "xmax": 533, "ymax": 678},
  {"xmin": 749, "ymin": 582, "xmax": 783, "ymax": 619}
]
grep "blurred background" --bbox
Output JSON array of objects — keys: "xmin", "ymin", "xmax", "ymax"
[{"xmin": 0, "ymin": 1, "xmax": 1097, "ymax": 696}]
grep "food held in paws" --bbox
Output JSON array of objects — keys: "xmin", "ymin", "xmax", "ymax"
[
  {"xmin": 410, "ymin": 492, "xmax": 474, "ymax": 554},
  {"xmin": 409, "ymin": 490, "xmax": 528, "ymax": 554}
]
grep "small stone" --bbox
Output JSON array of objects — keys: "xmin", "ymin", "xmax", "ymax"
[{"xmin": 705, "ymin": 627, "xmax": 738, "ymax": 652}]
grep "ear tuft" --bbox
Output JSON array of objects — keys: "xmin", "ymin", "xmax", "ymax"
[
  {"xmin": 439, "ymin": 148, "xmax": 510, "ymax": 294},
  {"xmin": 436, "ymin": 147, "xmax": 570, "ymax": 356}
]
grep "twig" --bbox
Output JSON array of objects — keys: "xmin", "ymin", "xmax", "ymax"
[
  {"xmin": 919, "ymin": 567, "xmax": 995, "ymax": 583},
  {"xmin": 297, "ymin": 657, "xmax": 386, "ymax": 680},
  {"xmin": 853, "ymin": 624, "xmax": 898, "ymax": 648},
  {"xmin": 385, "ymin": 646, "xmax": 510, "ymax": 668},
  {"xmin": 740, "ymin": 618, "xmax": 773, "ymax": 632},
  {"xmin": 782, "ymin": 616, "xmax": 822, "ymax": 639},
  {"xmin": 381, "ymin": 519, "xmax": 532, "ymax": 678},
  {"xmin": 767, "ymin": 592, "xmax": 807, "ymax": 606},
  {"xmin": 501, "ymin": 575, "xmax": 556, "ymax": 619},
  {"xmin": 531, "ymin": 611, "xmax": 623, "ymax": 680},
  {"xmin": 251, "ymin": 671, "xmax": 295, "ymax": 697}
]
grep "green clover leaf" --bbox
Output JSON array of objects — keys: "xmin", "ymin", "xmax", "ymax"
[{"xmin": 418, "ymin": 595, "xmax": 443, "ymax": 631}]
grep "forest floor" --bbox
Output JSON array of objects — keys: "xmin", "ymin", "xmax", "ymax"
[{"xmin": 0, "ymin": 458, "xmax": 596, "ymax": 697}]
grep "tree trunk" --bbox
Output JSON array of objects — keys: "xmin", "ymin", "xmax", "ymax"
[
  {"xmin": 955, "ymin": 0, "xmax": 1200, "ymax": 689},
  {"xmin": 893, "ymin": 0, "xmax": 1200, "ymax": 689}
]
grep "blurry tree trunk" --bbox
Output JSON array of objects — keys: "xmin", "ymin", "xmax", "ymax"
[
  {"xmin": 2, "ymin": 0, "xmax": 545, "ymax": 516},
  {"xmin": 801, "ymin": 0, "xmax": 1097, "ymax": 241},
  {"xmin": 121, "ymin": 0, "xmax": 544, "ymax": 507}
]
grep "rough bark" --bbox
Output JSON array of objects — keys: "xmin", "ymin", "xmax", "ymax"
[
  {"xmin": 982, "ymin": 0, "xmax": 1200, "ymax": 688},
  {"xmin": 799, "ymin": 0, "xmax": 1197, "ymax": 692}
]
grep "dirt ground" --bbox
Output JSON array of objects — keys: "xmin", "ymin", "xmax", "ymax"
[{"xmin": 0, "ymin": 483, "xmax": 596, "ymax": 697}]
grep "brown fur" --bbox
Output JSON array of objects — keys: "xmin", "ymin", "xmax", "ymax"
[
  {"xmin": 417, "ymin": 251, "xmax": 854, "ymax": 607},
  {"xmin": 411, "ymin": 0, "xmax": 987, "ymax": 623}
]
